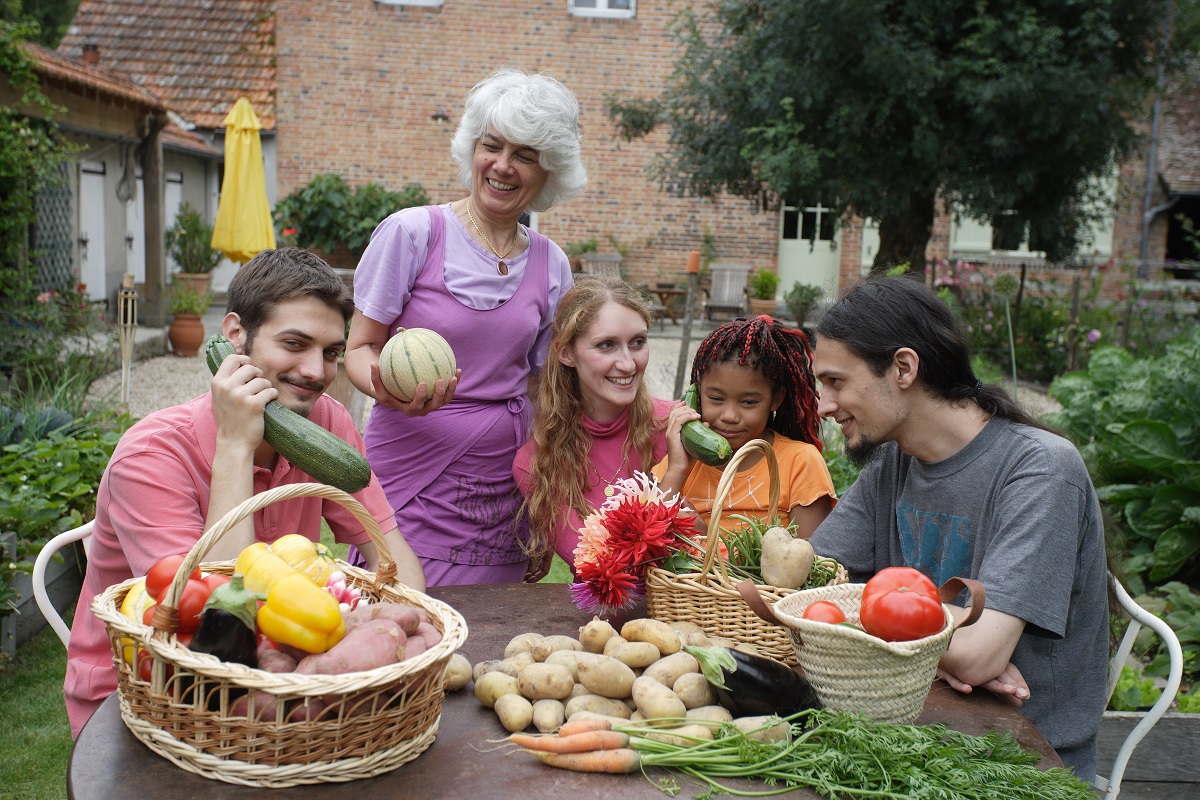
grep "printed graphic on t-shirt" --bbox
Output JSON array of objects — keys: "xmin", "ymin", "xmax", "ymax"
[{"xmin": 895, "ymin": 501, "xmax": 970, "ymax": 586}]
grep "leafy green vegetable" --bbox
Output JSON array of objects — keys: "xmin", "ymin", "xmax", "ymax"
[{"xmin": 616, "ymin": 709, "xmax": 1094, "ymax": 798}]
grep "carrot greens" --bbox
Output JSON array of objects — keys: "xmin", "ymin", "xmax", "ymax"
[{"xmin": 614, "ymin": 710, "xmax": 1094, "ymax": 799}]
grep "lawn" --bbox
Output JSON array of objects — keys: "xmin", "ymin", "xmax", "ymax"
[{"xmin": 0, "ymin": 539, "xmax": 570, "ymax": 800}]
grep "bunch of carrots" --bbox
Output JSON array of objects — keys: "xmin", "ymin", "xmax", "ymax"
[{"xmin": 508, "ymin": 711, "xmax": 1098, "ymax": 799}]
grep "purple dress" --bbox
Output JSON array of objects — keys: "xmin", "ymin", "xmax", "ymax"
[{"xmin": 355, "ymin": 205, "xmax": 562, "ymax": 585}]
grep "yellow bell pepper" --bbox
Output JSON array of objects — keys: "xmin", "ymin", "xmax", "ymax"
[
  {"xmin": 235, "ymin": 542, "xmax": 297, "ymax": 595},
  {"xmin": 269, "ymin": 533, "xmax": 335, "ymax": 587},
  {"xmin": 256, "ymin": 572, "xmax": 345, "ymax": 654}
]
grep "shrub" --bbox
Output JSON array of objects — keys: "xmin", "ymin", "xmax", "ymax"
[
  {"xmin": 783, "ymin": 282, "xmax": 824, "ymax": 327},
  {"xmin": 274, "ymin": 174, "xmax": 429, "ymax": 255},
  {"xmin": 1045, "ymin": 327, "xmax": 1200, "ymax": 592},
  {"xmin": 164, "ymin": 202, "xmax": 222, "ymax": 274},
  {"xmin": 0, "ymin": 414, "xmax": 133, "ymax": 614},
  {"xmin": 750, "ymin": 269, "xmax": 779, "ymax": 300}
]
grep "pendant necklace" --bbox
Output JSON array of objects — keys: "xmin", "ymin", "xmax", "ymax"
[
  {"xmin": 594, "ymin": 448, "xmax": 631, "ymax": 497},
  {"xmin": 465, "ymin": 200, "xmax": 518, "ymax": 276}
]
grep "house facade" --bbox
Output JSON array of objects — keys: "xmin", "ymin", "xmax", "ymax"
[
  {"xmin": 2, "ymin": 42, "xmax": 226, "ymax": 322},
  {"xmin": 60, "ymin": 0, "xmax": 1197, "ymax": 307},
  {"xmin": 60, "ymin": 0, "xmax": 277, "ymax": 299}
]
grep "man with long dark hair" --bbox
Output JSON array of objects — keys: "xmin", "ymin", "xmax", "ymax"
[{"xmin": 810, "ymin": 276, "xmax": 1107, "ymax": 781}]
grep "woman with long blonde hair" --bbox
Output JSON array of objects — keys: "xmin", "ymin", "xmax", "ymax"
[{"xmin": 514, "ymin": 275, "xmax": 674, "ymax": 581}]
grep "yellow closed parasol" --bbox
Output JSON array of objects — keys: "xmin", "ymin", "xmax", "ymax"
[{"xmin": 211, "ymin": 97, "xmax": 276, "ymax": 263}]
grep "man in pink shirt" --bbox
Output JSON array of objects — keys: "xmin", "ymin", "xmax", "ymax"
[{"xmin": 64, "ymin": 248, "xmax": 426, "ymax": 737}]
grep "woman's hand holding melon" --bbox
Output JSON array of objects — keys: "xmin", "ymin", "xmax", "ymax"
[{"xmin": 372, "ymin": 327, "xmax": 461, "ymax": 417}]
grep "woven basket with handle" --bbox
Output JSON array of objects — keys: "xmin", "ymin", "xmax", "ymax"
[
  {"xmin": 740, "ymin": 576, "xmax": 985, "ymax": 723},
  {"xmin": 91, "ymin": 482, "xmax": 468, "ymax": 788},
  {"xmin": 644, "ymin": 438, "xmax": 846, "ymax": 664}
]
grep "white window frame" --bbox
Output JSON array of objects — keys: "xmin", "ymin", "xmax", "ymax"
[
  {"xmin": 569, "ymin": 0, "xmax": 636, "ymax": 19},
  {"xmin": 375, "ymin": 0, "xmax": 444, "ymax": 7}
]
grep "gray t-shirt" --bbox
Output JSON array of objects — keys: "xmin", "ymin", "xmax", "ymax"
[{"xmin": 810, "ymin": 417, "xmax": 1108, "ymax": 780}]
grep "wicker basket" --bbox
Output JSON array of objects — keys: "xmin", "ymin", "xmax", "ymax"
[
  {"xmin": 91, "ymin": 483, "xmax": 468, "ymax": 787},
  {"xmin": 739, "ymin": 576, "xmax": 985, "ymax": 724},
  {"xmin": 645, "ymin": 438, "xmax": 846, "ymax": 664}
]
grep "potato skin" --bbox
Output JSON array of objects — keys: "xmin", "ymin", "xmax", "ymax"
[
  {"xmin": 564, "ymin": 693, "xmax": 633, "ymax": 720},
  {"xmin": 532, "ymin": 635, "xmax": 582, "ymax": 662},
  {"xmin": 672, "ymin": 671, "xmax": 716, "ymax": 708},
  {"xmin": 609, "ymin": 641, "xmax": 661, "ymax": 669},
  {"xmin": 517, "ymin": 662, "xmax": 575, "ymax": 701},
  {"xmin": 545, "ymin": 649, "xmax": 592, "ymax": 681},
  {"xmin": 631, "ymin": 675, "xmax": 687, "ymax": 722},
  {"xmin": 620, "ymin": 618, "xmax": 681, "ymax": 655},
  {"xmin": 686, "ymin": 704, "xmax": 734, "ymax": 723},
  {"xmin": 578, "ymin": 618, "xmax": 618, "ymax": 654},
  {"xmin": 577, "ymin": 654, "xmax": 637, "ymax": 699},
  {"xmin": 495, "ymin": 693, "xmax": 535, "ymax": 732},
  {"xmin": 444, "ymin": 653, "xmax": 473, "ymax": 691},
  {"xmin": 475, "ymin": 671, "xmax": 521, "ymax": 708},
  {"xmin": 643, "ymin": 651, "xmax": 699, "ymax": 687},
  {"xmin": 504, "ymin": 632, "xmax": 545, "ymax": 659},
  {"xmin": 532, "ymin": 699, "xmax": 566, "ymax": 733},
  {"xmin": 760, "ymin": 527, "xmax": 815, "ymax": 589}
]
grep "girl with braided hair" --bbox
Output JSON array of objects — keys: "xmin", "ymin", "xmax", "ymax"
[{"xmin": 653, "ymin": 315, "xmax": 835, "ymax": 536}]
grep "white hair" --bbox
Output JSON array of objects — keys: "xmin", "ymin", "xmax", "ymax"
[{"xmin": 450, "ymin": 69, "xmax": 587, "ymax": 212}]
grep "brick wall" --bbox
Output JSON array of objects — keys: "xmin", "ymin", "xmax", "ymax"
[{"xmin": 275, "ymin": 0, "xmax": 778, "ymax": 288}]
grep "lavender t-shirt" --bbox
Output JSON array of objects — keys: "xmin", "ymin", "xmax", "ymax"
[{"xmin": 354, "ymin": 204, "xmax": 571, "ymax": 373}]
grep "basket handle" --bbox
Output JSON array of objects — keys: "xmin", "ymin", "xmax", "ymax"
[
  {"xmin": 737, "ymin": 578, "xmax": 782, "ymax": 625},
  {"xmin": 150, "ymin": 483, "xmax": 396, "ymax": 636},
  {"xmin": 698, "ymin": 438, "xmax": 780, "ymax": 581},
  {"xmin": 938, "ymin": 576, "xmax": 986, "ymax": 630}
]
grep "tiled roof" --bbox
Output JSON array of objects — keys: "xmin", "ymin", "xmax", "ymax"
[
  {"xmin": 162, "ymin": 123, "xmax": 222, "ymax": 158},
  {"xmin": 59, "ymin": 0, "xmax": 276, "ymax": 131},
  {"xmin": 22, "ymin": 41, "xmax": 164, "ymax": 110}
]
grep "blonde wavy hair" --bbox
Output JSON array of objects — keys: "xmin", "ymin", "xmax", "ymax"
[{"xmin": 523, "ymin": 275, "xmax": 663, "ymax": 559}]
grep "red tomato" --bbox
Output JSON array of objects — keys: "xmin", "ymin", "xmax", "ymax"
[
  {"xmin": 145, "ymin": 554, "xmax": 201, "ymax": 599},
  {"xmin": 859, "ymin": 567, "xmax": 945, "ymax": 642},
  {"xmin": 173, "ymin": 579, "xmax": 213, "ymax": 635},
  {"xmin": 201, "ymin": 573, "xmax": 231, "ymax": 593},
  {"xmin": 802, "ymin": 600, "xmax": 847, "ymax": 625},
  {"xmin": 142, "ymin": 580, "xmax": 212, "ymax": 636}
]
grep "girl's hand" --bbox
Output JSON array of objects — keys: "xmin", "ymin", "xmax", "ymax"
[
  {"xmin": 659, "ymin": 402, "xmax": 700, "ymax": 489},
  {"xmin": 369, "ymin": 364, "xmax": 462, "ymax": 417}
]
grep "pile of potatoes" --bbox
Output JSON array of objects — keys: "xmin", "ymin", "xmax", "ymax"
[{"xmin": 470, "ymin": 617, "xmax": 779, "ymax": 743}]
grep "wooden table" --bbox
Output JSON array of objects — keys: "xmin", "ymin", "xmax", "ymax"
[
  {"xmin": 647, "ymin": 286, "xmax": 688, "ymax": 323},
  {"xmin": 69, "ymin": 583, "xmax": 1061, "ymax": 799}
]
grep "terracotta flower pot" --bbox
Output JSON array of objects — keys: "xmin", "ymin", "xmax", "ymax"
[{"xmin": 168, "ymin": 312, "xmax": 206, "ymax": 357}]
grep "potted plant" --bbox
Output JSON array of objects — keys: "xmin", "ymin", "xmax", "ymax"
[
  {"xmin": 167, "ymin": 279, "xmax": 212, "ymax": 357},
  {"xmin": 165, "ymin": 201, "xmax": 222, "ymax": 297},
  {"xmin": 784, "ymin": 282, "xmax": 825, "ymax": 328},
  {"xmin": 748, "ymin": 269, "xmax": 780, "ymax": 316}
]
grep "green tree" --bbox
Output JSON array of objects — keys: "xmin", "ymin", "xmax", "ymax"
[
  {"xmin": 609, "ymin": 0, "xmax": 1182, "ymax": 276},
  {"xmin": 1, "ymin": 1, "xmax": 81, "ymax": 48}
]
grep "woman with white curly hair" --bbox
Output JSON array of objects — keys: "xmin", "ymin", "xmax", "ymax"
[{"xmin": 345, "ymin": 69, "xmax": 587, "ymax": 586}]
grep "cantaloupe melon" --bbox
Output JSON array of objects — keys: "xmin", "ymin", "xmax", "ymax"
[{"xmin": 379, "ymin": 327, "xmax": 457, "ymax": 403}]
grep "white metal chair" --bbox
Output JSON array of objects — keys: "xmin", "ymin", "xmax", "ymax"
[
  {"xmin": 32, "ymin": 520, "xmax": 93, "ymax": 648},
  {"xmin": 1096, "ymin": 571, "xmax": 1184, "ymax": 800},
  {"xmin": 703, "ymin": 262, "xmax": 751, "ymax": 320}
]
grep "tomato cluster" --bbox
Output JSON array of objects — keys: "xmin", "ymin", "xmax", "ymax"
[
  {"xmin": 859, "ymin": 567, "xmax": 944, "ymax": 642},
  {"xmin": 135, "ymin": 555, "xmax": 232, "ymax": 682}
]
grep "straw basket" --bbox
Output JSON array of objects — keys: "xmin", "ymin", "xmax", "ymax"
[
  {"xmin": 645, "ymin": 438, "xmax": 846, "ymax": 664},
  {"xmin": 91, "ymin": 483, "xmax": 468, "ymax": 787},
  {"xmin": 739, "ymin": 576, "xmax": 984, "ymax": 724}
]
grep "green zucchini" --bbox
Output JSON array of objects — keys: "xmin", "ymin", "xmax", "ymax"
[
  {"xmin": 204, "ymin": 334, "xmax": 372, "ymax": 493},
  {"xmin": 680, "ymin": 383, "xmax": 733, "ymax": 467}
]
